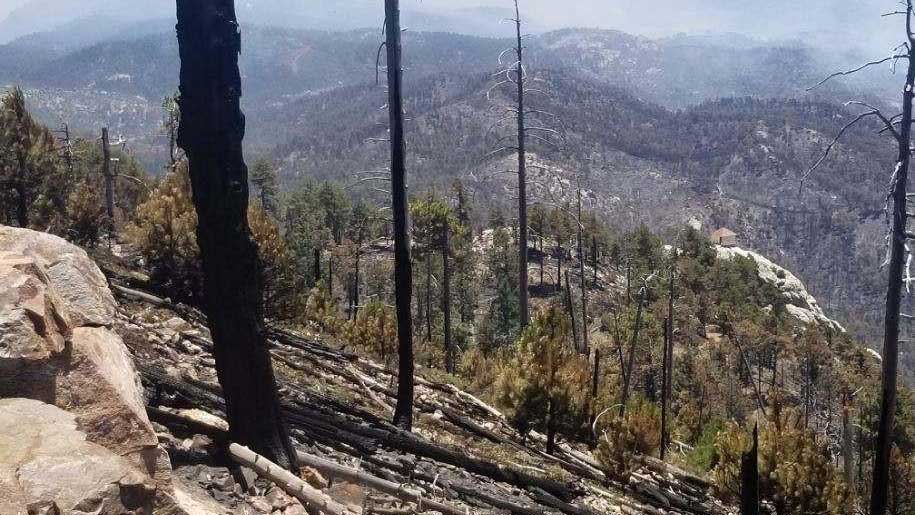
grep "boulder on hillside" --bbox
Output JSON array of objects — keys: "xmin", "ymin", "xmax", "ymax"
[
  {"xmin": 0, "ymin": 230, "xmax": 157, "ymax": 459},
  {"xmin": 0, "ymin": 226, "xmax": 182, "ymax": 512},
  {"xmin": 0, "ymin": 398, "xmax": 156, "ymax": 515},
  {"xmin": 0, "ymin": 252, "xmax": 70, "ymax": 363},
  {"xmin": 0, "ymin": 226, "xmax": 116, "ymax": 327}
]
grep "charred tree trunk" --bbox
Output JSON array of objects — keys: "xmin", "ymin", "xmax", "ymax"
[
  {"xmin": 660, "ymin": 264, "xmax": 676, "ymax": 461},
  {"xmin": 740, "ymin": 424, "xmax": 760, "ymax": 515},
  {"xmin": 546, "ymin": 397, "xmax": 556, "ymax": 455},
  {"xmin": 425, "ymin": 256, "xmax": 433, "ymax": 342},
  {"xmin": 564, "ymin": 271, "xmax": 579, "ymax": 350},
  {"xmin": 175, "ymin": 0, "xmax": 296, "ymax": 469},
  {"xmin": 620, "ymin": 287, "xmax": 646, "ymax": 416},
  {"xmin": 871, "ymin": 31, "xmax": 915, "ymax": 515},
  {"xmin": 591, "ymin": 235, "xmax": 598, "ymax": 288},
  {"xmin": 385, "ymin": 0, "xmax": 415, "ymax": 431},
  {"xmin": 102, "ymin": 127, "xmax": 114, "ymax": 228},
  {"xmin": 539, "ymin": 235, "xmax": 545, "ymax": 287},
  {"xmin": 577, "ymin": 182, "xmax": 588, "ymax": 354},
  {"xmin": 443, "ymin": 225, "xmax": 453, "ymax": 373},
  {"xmin": 514, "ymin": 0, "xmax": 529, "ymax": 327},
  {"xmin": 660, "ymin": 317, "xmax": 671, "ymax": 459},
  {"xmin": 312, "ymin": 247, "xmax": 321, "ymax": 287},
  {"xmin": 843, "ymin": 397, "xmax": 856, "ymax": 488},
  {"xmin": 353, "ymin": 252, "xmax": 361, "ymax": 319},
  {"xmin": 588, "ymin": 348, "xmax": 600, "ymax": 446}
]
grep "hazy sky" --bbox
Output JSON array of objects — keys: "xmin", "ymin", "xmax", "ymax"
[
  {"xmin": 0, "ymin": 0, "xmax": 30, "ymax": 19},
  {"xmin": 0, "ymin": 0, "xmax": 904, "ymax": 55},
  {"xmin": 428, "ymin": 0, "xmax": 896, "ymax": 47}
]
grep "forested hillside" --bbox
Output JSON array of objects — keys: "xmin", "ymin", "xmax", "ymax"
[
  {"xmin": 0, "ymin": 24, "xmax": 901, "ymax": 351},
  {"xmin": 4, "ymin": 2, "xmax": 915, "ymax": 513}
]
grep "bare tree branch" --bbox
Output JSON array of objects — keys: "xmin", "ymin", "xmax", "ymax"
[{"xmin": 807, "ymin": 55, "xmax": 909, "ymax": 91}]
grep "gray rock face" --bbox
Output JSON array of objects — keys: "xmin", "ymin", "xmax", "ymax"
[
  {"xmin": 0, "ymin": 227, "xmax": 183, "ymax": 513},
  {"xmin": 0, "ymin": 227, "xmax": 157, "ymax": 459},
  {"xmin": 0, "ymin": 398, "xmax": 156, "ymax": 515},
  {"xmin": 0, "ymin": 252, "xmax": 70, "ymax": 362},
  {"xmin": 0, "ymin": 227, "xmax": 116, "ymax": 327}
]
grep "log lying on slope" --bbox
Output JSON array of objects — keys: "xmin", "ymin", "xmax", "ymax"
[
  {"xmin": 295, "ymin": 451, "xmax": 470, "ymax": 515},
  {"xmin": 140, "ymin": 362, "xmax": 578, "ymax": 503},
  {"xmin": 229, "ymin": 443, "xmax": 357, "ymax": 515},
  {"xmin": 147, "ymin": 407, "xmax": 480, "ymax": 515},
  {"xmin": 118, "ymin": 284, "xmax": 725, "ymax": 515}
]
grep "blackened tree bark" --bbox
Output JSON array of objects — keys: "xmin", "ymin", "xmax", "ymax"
[
  {"xmin": 804, "ymin": 13, "xmax": 915, "ymax": 510},
  {"xmin": 871, "ymin": 10, "xmax": 915, "ymax": 513},
  {"xmin": 514, "ymin": 0, "xmax": 530, "ymax": 328},
  {"xmin": 563, "ymin": 271, "xmax": 579, "ymax": 351},
  {"xmin": 619, "ymin": 284, "xmax": 647, "ymax": 417},
  {"xmin": 353, "ymin": 252, "xmax": 361, "ymax": 319},
  {"xmin": 660, "ymin": 260, "xmax": 676, "ymax": 461},
  {"xmin": 591, "ymin": 236, "xmax": 598, "ymax": 287},
  {"xmin": 425, "ymin": 256, "xmax": 433, "ymax": 342},
  {"xmin": 175, "ymin": 0, "xmax": 297, "ymax": 469},
  {"xmin": 588, "ymin": 348, "xmax": 600, "ymax": 446},
  {"xmin": 385, "ymin": 0, "xmax": 415, "ymax": 431},
  {"xmin": 442, "ymin": 224, "xmax": 454, "ymax": 373},
  {"xmin": 740, "ymin": 424, "xmax": 760, "ymax": 515},
  {"xmin": 576, "ymin": 178, "xmax": 588, "ymax": 354}
]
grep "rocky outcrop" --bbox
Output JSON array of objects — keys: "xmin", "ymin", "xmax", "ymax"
[
  {"xmin": 0, "ymin": 227, "xmax": 116, "ymax": 327},
  {"xmin": 0, "ymin": 227, "xmax": 176, "ymax": 513},
  {"xmin": 0, "ymin": 398, "xmax": 156, "ymax": 515},
  {"xmin": 715, "ymin": 245, "xmax": 846, "ymax": 332},
  {"xmin": 0, "ymin": 251, "xmax": 70, "ymax": 362}
]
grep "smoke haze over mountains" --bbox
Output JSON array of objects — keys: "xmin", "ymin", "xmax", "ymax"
[{"xmin": 0, "ymin": 0, "xmax": 902, "ymax": 56}]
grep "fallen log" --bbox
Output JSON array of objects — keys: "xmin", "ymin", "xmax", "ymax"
[
  {"xmin": 143, "ymin": 358, "xmax": 579, "ymax": 504},
  {"xmin": 229, "ymin": 443, "xmax": 356, "ymax": 515},
  {"xmin": 356, "ymin": 451, "xmax": 559, "ymax": 515},
  {"xmin": 289, "ymin": 402, "xmax": 579, "ymax": 502},
  {"xmin": 295, "ymin": 451, "xmax": 470, "ymax": 515},
  {"xmin": 147, "ymin": 406, "xmax": 228, "ymax": 442},
  {"xmin": 111, "ymin": 284, "xmax": 202, "ymax": 321}
]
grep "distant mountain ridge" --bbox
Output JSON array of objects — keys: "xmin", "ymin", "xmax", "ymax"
[
  {"xmin": 0, "ymin": 1, "xmax": 526, "ymax": 45},
  {"xmin": 0, "ymin": 22, "xmax": 902, "ymax": 350}
]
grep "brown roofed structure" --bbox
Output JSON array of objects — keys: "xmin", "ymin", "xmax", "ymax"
[{"xmin": 710, "ymin": 228, "xmax": 738, "ymax": 247}]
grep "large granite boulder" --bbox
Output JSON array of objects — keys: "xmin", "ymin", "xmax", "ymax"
[
  {"xmin": 0, "ymin": 252, "xmax": 70, "ymax": 362},
  {"xmin": 0, "ymin": 227, "xmax": 180, "ymax": 513},
  {"xmin": 0, "ymin": 398, "xmax": 156, "ymax": 515},
  {"xmin": 0, "ymin": 227, "xmax": 157, "ymax": 460},
  {"xmin": 0, "ymin": 227, "xmax": 116, "ymax": 327}
]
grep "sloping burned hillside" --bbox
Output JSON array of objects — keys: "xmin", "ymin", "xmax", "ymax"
[{"xmin": 113, "ymin": 283, "xmax": 729, "ymax": 515}]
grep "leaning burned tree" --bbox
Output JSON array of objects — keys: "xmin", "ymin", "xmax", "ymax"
[
  {"xmin": 176, "ymin": 0, "xmax": 297, "ymax": 468},
  {"xmin": 384, "ymin": 0, "xmax": 416, "ymax": 431},
  {"xmin": 805, "ymin": 4, "xmax": 915, "ymax": 513}
]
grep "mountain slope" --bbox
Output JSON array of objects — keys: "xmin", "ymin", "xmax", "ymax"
[{"xmin": 0, "ymin": 25, "xmax": 900, "ymax": 349}]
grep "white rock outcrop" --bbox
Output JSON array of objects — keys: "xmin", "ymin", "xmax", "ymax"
[{"xmin": 715, "ymin": 245, "xmax": 845, "ymax": 332}]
